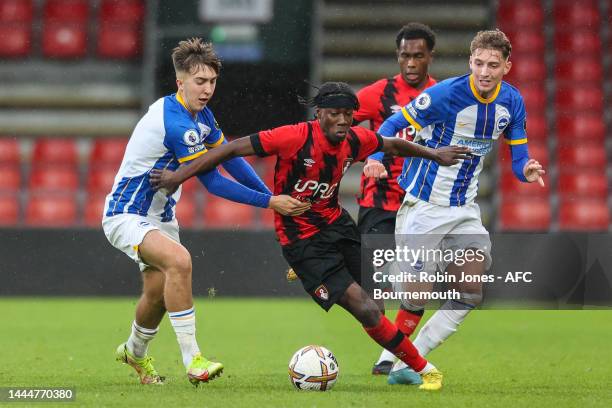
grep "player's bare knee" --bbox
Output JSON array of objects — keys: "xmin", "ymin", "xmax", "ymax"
[{"xmin": 164, "ymin": 249, "xmax": 192, "ymax": 278}]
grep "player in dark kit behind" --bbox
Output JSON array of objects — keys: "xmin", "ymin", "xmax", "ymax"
[
  {"xmin": 150, "ymin": 82, "xmax": 471, "ymax": 391},
  {"xmin": 355, "ymin": 23, "xmax": 438, "ymax": 376}
]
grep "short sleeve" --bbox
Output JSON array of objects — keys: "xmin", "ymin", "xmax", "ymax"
[
  {"xmin": 401, "ymin": 82, "xmax": 449, "ymax": 132},
  {"xmin": 503, "ymin": 92, "xmax": 528, "ymax": 146},
  {"xmin": 251, "ymin": 124, "xmax": 305, "ymax": 158},
  {"xmin": 164, "ymin": 123, "xmax": 208, "ymax": 164},
  {"xmin": 351, "ymin": 127, "xmax": 384, "ymax": 161}
]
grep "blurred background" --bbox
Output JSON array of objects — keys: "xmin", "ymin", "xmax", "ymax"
[{"xmin": 0, "ymin": 0, "xmax": 609, "ymax": 234}]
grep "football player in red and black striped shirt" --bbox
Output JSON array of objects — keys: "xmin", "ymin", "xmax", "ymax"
[
  {"xmin": 355, "ymin": 23, "xmax": 438, "ymax": 376},
  {"xmin": 150, "ymin": 82, "xmax": 470, "ymax": 390}
]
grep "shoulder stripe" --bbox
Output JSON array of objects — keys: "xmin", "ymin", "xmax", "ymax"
[
  {"xmin": 205, "ymin": 132, "xmax": 225, "ymax": 148},
  {"xmin": 505, "ymin": 138, "xmax": 528, "ymax": 145},
  {"xmin": 401, "ymin": 107, "xmax": 422, "ymax": 132},
  {"xmin": 178, "ymin": 148, "xmax": 207, "ymax": 163}
]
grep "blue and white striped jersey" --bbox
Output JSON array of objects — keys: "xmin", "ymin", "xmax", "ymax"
[
  {"xmin": 104, "ymin": 93, "xmax": 225, "ymax": 222},
  {"xmin": 380, "ymin": 74, "xmax": 528, "ymax": 207}
]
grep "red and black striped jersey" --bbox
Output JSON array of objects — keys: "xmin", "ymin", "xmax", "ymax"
[
  {"xmin": 251, "ymin": 120, "xmax": 383, "ymax": 246},
  {"xmin": 355, "ymin": 74, "xmax": 436, "ymax": 211}
]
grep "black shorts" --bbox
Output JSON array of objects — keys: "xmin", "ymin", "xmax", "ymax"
[
  {"xmin": 282, "ymin": 210, "xmax": 370, "ymax": 311},
  {"xmin": 358, "ymin": 207, "xmax": 397, "ymax": 290},
  {"xmin": 357, "ymin": 206, "xmax": 396, "ymax": 236}
]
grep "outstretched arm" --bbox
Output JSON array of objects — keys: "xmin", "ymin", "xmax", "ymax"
[
  {"xmin": 222, "ymin": 156, "xmax": 271, "ymax": 195},
  {"xmin": 151, "ymin": 136, "xmax": 255, "ymax": 192},
  {"xmin": 198, "ymin": 167, "xmax": 270, "ymax": 208},
  {"xmin": 510, "ymin": 142, "xmax": 545, "ymax": 186},
  {"xmin": 380, "ymin": 137, "xmax": 471, "ymax": 166}
]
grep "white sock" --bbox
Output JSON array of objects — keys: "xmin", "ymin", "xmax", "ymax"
[
  {"xmin": 391, "ymin": 300, "xmax": 473, "ymax": 373},
  {"xmin": 417, "ymin": 361, "xmax": 436, "ymax": 375},
  {"xmin": 376, "ymin": 349, "xmax": 397, "ymax": 365},
  {"xmin": 127, "ymin": 321, "xmax": 158, "ymax": 359},
  {"xmin": 413, "ymin": 300, "xmax": 472, "ymax": 356},
  {"xmin": 168, "ymin": 307, "xmax": 201, "ymax": 368}
]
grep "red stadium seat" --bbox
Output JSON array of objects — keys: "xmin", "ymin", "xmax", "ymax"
[
  {"xmin": 559, "ymin": 199, "xmax": 610, "ymax": 231},
  {"xmin": 555, "ymin": 31, "xmax": 601, "ymax": 55},
  {"xmin": 555, "ymin": 115, "xmax": 605, "ymax": 143},
  {"xmin": 86, "ymin": 166, "xmax": 117, "ymax": 194},
  {"xmin": 555, "ymin": 58, "xmax": 602, "ymax": 83},
  {"xmin": 89, "ymin": 138, "xmax": 128, "ymax": 167},
  {"xmin": 83, "ymin": 193, "xmax": 106, "ymax": 227},
  {"xmin": 175, "ymin": 194, "xmax": 197, "ymax": 228},
  {"xmin": 97, "ymin": 24, "xmax": 142, "ymax": 59},
  {"xmin": 500, "ymin": 173, "xmax": 550, "ymax": 198},
  {"xmin": 554, "ymin": 0, "xmax": 600, "ymax": 28},
  {"xmin": 504, "ymin": 30, "xmax": 545, "ymax": 55},
  {"xmin": 44, "ymin": 0, "xmax": 88, "ymax": 22},
  {"xmin": 0, "ymin": 138, "xmax": 20, "ymax": 164},
  {"xmin": 504, "ymin": 56, "xmax": 546, "ymax": 83},
  {"xmin": 499, "ymin": 141, "xmax": 549, "ymax": 171},
  {"xmin": 100, "ymin": 0, "xmax": 145, "ymax": 24},
  {"xmin": 181, "ymin": 176, "xmax": 199, "ymax": 197},
  {"xmin": 497, "ymin": 0, "xmax": 544, "ymax": 28},
  {"xmin": 499, "ymin": 198, "xmax": 551, "ymax": 231},
  {"xmin": 260, "ymin": 208, "xmax": 275, "ymax": 229},
  {"xmin": 555, "ymin": 86, "xmax": 604, "ymax": 115},
  {"xmin": 557, "ymin": 171, "xmax": 608, "ymax": 199},
  {"xmin": 519, "ymin": 86, "xmax": 546, "ymax": 116},
  {"xmin": 203, "ymin": 196, "xmax": 256, "ymax": 229},
  {"xmin": 32, "ymin": 139, "xmax": 78, "ymax": 167},
  {"xmin": 0, "ymin": 0, "xmax": 33, "ymax": 22},
  {"xmin": 42, "ymin": 23, "xmax": 87, "ymax": 58},
  {"xmin": 25, "ymin": 194, "xmax": 77, "ymax": 227},
  {"xmin": 0, "ymin": 194, "xmax": 19, "ymax": 225},
  {"xmin": 0, "ymin": 24, "xmax": 31, "ymax": 57},
  {"xmin": 524, "ymin": 115, "xmax": 547, "ymax": 141},
  {"xmin": 0, "ymin": 165, "xmax": 20, "ymax": 192},
  {"xmin": 557, "ymin": 143, "xmax": 607, "ymax": 170},
  {"xmin": 29, "ymin": 167, "xmax": 79, "ymax": 193}
]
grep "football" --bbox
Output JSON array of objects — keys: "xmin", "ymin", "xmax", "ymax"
[{"xmin": 288, "ymin": 345, "xmax": 339, "ymax": 391}]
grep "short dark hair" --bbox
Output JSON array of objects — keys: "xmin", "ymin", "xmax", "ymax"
[
  {"xmin": 396, "ymin": 22, "xmax": 436, "ymax": 51},
  {"xmin": 172, "ymin": 37, "xmax": 222, "ymax": 75},
  {"xmin": 470, "ymin": 29, "xmax": 512, "ymax": 59}
]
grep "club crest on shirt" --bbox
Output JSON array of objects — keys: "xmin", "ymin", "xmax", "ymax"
[
  {"xmin": 183, "ymin": 129, "xmax": 200, "ymax": 146},
  {"xmin": 198, "ymin": 123, "xmax": 211, "ymax": 138},
  {"xmin": 495, "ymin": 106, "xmax": 511, "ymax": 133},
  {"xmin": 414, "ymin": 93, "xmax": 431, "ymax": 110}
]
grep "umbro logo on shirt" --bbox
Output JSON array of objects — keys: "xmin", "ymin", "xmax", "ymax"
[{"xmin": 304, "ymin": 158, "xmax": 316, "ymax": 167}]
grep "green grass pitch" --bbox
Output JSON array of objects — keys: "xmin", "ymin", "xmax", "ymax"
[{"xmin": 0, "ymin": 298, "xmax": 610, "ymax": 407}]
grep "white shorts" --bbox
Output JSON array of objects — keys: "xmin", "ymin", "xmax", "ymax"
[
  {"xmin": 102, "ymin": 214, "xmax": 180, "ymax": 272},
  {"xmin": 394, "ymin": 195, "xmax": 492, "ymax": 281}
]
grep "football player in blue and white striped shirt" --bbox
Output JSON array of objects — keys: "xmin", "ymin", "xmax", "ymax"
[
  {"xmin": 368, "ymin": 29, "xmax": 545, "ymax": 384},
  {"xmin": 104, "ymin": 38, "xmax": 308, "ymax": 386}
]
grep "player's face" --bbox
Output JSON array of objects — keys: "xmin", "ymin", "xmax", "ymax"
[
  {"xmin": 317, "ymin": 108, "xmax": 353, "ymax": 144},
  {"xmin": 469, "ymin": 48, "xmax": 512, "ymax": 98},
  {"xmin": 397, "ymin": 38, "xmax": 433, "ymax": 88},
  {"xmin": 176, "ymin": 64, "xmax": 218, "ymax": 114}
]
